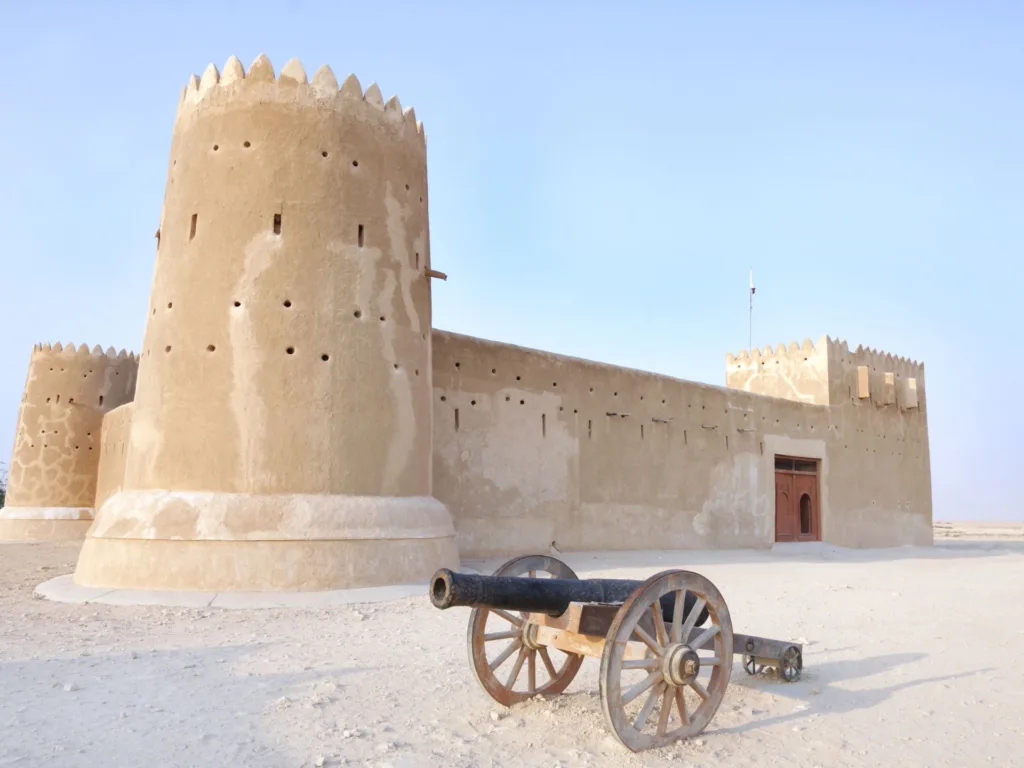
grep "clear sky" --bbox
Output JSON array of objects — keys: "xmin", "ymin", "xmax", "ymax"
[{"xmin": 0, "ymin": 1, "xmax": 1020, "ymax": 519}]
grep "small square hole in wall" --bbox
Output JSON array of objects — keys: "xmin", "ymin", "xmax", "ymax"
[{"xmin": 273, "ymin": 213, "xmax": 282, "ymax": 235}]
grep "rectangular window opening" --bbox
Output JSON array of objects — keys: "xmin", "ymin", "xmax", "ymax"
[
  {"xmin": 358, "ymin": 224, "xmax": 365, "ymax": 247},
  {"xmin": 273, "ymin": 213, "xmax": 282, "ymax": 235},
  {"xmin": 189, "ymin": 213, "xmax": 198, "ymax": 241}
]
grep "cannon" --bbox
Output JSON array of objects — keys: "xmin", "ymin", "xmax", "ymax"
[{"xmin": 429, "ymin": 554, "xmax": 804, "ymax": 752}]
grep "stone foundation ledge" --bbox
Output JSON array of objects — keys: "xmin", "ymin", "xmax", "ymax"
[
  {"xmin": 37, "ymin": 574, "xmax": 428, "ymax": 609},
  {"xmin": 0, "ymin": 506, "xmax": 94, "ymax": 541},
  {"xmin": 74, "ymin": 489, "xmax": 460, "ymax": 591}
]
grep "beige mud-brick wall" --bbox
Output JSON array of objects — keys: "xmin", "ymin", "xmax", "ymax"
[
  {"xmin": 1, "ymin": 344, "xmax": 138, "ymax": 541},
  {"xmin": 821, "ymin": 339, "xmax": 932, "ymax": 546},
  {"xmin": 725, "ymin": 337, "xmax": 831, "ymax": 405},
  {"xmin": 431, "ymin": 331, "xmax": 835, "ymax": 558},
  {"xmin": 75, "ymin": 55, "xmax": 457, "ymax": 591},
  {"xmin": 94, "ymin": 403, "xmax": 134, "ymax": 511}
]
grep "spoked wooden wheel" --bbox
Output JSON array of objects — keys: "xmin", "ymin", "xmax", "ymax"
[
  {"xmin": 600, "ymin": 570, "xmax": 733, "ymax": 751},
  {"xmin": 467, "ymin": 555, "xmax": 585, "ymax": 706}
]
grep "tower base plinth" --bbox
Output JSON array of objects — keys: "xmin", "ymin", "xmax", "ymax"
[
  {"xmin": 72, "ymin": 490, "xmax": 460, "ymax": 592},
  {"xmin": 0, "ymin": 507, "xmax": 94, "ymax": 541}
]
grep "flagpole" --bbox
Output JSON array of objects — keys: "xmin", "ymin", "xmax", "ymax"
[{"xmin": 748, "ymin": 267, "xmax": 755, "ymax": 350}]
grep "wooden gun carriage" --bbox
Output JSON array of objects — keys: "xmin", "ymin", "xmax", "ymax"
[{"xmin": 429, "ymin": 554, "xmax": 803, "ymax": 752}]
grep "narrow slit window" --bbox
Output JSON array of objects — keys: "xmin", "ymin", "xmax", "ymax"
[
  {"xmin": 683, "ymin": 429, "xmax": 688, "ymax": 445},
  {"xmin": 640, "ymin": 424, "xmax": 644, "ymax": 440},
  {"xmin": 189, "ymin": 213, "xmax": 198, "ymax": 240},
  {"xmin": 98, "ymin": 395, "xmax": 104, "ymax": 407},
  {"xmin": 588, "ymin": 419, "xmax": 592, "ymax": 440},
  {"xmin": 358, "ymin": 224, "xmax": 364, "ymax": 247},
  {"xmin": 273, "ymin": 213, "xmax": 282, "ymax": 235},
  {"xmin": 542, "ymin": 413, "xmax": 546, "ymax": 437},
  {"xmin": 454, "ymin": 408, "xmax": 460, "ymax": 432}
]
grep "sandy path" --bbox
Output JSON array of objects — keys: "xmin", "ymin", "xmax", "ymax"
[{"xmin": 1, "ymin": 532, "xmax": 1023, "ymax": 767}]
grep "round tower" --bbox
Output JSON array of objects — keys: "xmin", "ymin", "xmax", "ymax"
[
  {"xmin": 1, "ymin": 343, "xmax": 138, "ymax": 540},
  {"xmin": 74, "ymin": 54, "xmax": 459, "ymax": 591}
]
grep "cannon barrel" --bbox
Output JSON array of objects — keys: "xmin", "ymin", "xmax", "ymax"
[{"xmin": 430, "ymin": 568, "xmax": 709, "ymax": 626}]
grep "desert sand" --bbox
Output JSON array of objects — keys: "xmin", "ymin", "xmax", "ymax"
[{"xmin": 1, "ymin": 524, "xmax": 1023, "ymax": 767}]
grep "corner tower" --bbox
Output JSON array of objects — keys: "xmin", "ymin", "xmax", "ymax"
[
  {"xmin": 1, "ymin": 343, "xmax": 137, "ymax": 540},
  {"xmin": 74, "ymin": 55, "xmax": 458, "ymax": 590}
]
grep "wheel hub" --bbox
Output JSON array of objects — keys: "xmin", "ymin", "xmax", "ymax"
[
  {"xmin": 522, "ymin": 622, "xmax": 545, "ymax": 651},
  {"xmin": 662, "ymin": 643, "xmax": 700, "ymax": 687}
]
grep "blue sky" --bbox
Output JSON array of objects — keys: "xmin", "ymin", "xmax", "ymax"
[{"xmin": 1, "ymin": 1, "xmax": 1020, "ymax": 519}]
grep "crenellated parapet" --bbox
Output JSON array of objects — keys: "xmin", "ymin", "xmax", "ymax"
[
  {"xmin": 725, "ymin": 336, "xmax": 830, "ymax": 405},
  {"xmin": 824, "ymin": 337, "xmax": 924, "ymax": 411},
  {"xmin": 1, "ymin": 342, "xmax": 138, "ymax": 541}
]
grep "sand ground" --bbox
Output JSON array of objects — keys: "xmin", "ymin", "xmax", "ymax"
[{"xmin": 1, "ymin": 524, "xmax": 1023, "ymax": 767}]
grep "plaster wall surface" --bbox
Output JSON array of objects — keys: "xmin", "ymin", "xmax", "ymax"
[
  {"xmin": 432, "ymin": 331, "xmax": 932, "ymax": 557},
  {"xmin": 0, "ymin": 344, "xmax": 137, "ymax": 541},
  {"xmin": 74, "ymin": 55, "xmax": 457, "ymax": 591},
  {"xmin": 725, "ymin": 337, "xmax": 831, "ymax": 405},
  {"xmin": 94, "ymin": 403, "xmax": 133, "ymax": 512}
]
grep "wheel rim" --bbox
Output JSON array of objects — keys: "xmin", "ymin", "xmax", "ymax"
[
  {"xmin": 467, "ymin": 555, "xmax": 586, "ymax": 706},
  {"xmin": 600, "ymin": 569, "xmax": 733, "ymax": 751}
]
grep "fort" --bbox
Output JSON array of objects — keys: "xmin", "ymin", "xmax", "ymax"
[{"xmin": 0, "ymin": 55, "xmax": 932, "ymax": 592}]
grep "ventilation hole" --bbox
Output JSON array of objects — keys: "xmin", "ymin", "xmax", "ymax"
[
  {"xmin": 213, "ymin": 144, "xmax": 219, "ymax": 151},
  {"xmin": 286, "ymin": 347, "xmax": 296, "ymax": 355},
  {"xmin": 440, "ymin": 396, "xmax": 447, "ymax": 402},
  {"xmin": 419, "ymin": 197, "xmax": 423, "ymax": 203},
  {"xmin": 46, "ymin": 398, "xmax": 51, "ymax": 403},
  {"xmin": 379, "ymin": 316, "xmax": 385, "ymax": 322},
  {"xmin": 520, "ymin": 400, "xmax": 525, "ymax": 405},
  {"xmin": 358, "ymin": 224, "xmax": 364, "ymax": 247},
  {"xmin": 559, "ymin": 406, "xmax": 564, "ymax": 411},
  {"xmin": 573, "ymin": 409, "xmax": 578, "ymax": 414},
  {"xmin": 243, "ymin": 141, "xmax": 251, "ymax": 148},
  {"xmin": 553, "ymin": 382, "xmax": 557, "ymax": 387},
  {"xmin": 662, "ymin": 399, "xmax": 666, "ymax": 404},
  {"xmin": 273, "ymin": 213, "xmax": 282, "ymax": 235},
  {"xmin": 589, "ymin": 387, "xmax": 594, "ymax": 392},
  {"xmin": 321, "ymin": 354, "xmax": 330, "ymax": 361},
  {"xmin": 283, "ymin": 300, "xmax": 292, "ymax": 308},
  {"xmin": 354, "ymin": 310, "xmax": 362, "ymax": 318},
  {"xmin": 68, "ymin": 398, "xmax": 74, "ymax": 404},
  {"xmin": 75, "ymin": 445, "xmax": 79, "ymax": 450},
  {"xmin": 505, "ymin": 396, "xmax": 511, "ymax": 402},
  {"xmin": 322, "ymin": 151, "xmax": 329, "ymax": 158},
  {"xmin": 542, "ymin": 413, "xmax": 546, "ymax": 437},
  {"xmin": 454, "ymin": 409, "xmax": 460, "ymax": 432},
  {"xmin": 352, "ymin": 160, "xmax": 359, "ymax": 167},
  {"xmin": 516, "ymin": 376, "xmax": 521, "ymax": 381},
  {"xmin": 189, "ymin": 214, "xmax": 197, "ymax": 240},
  {"xmin": 165, "ymin": 346, "xmax": 171, "ymax": 353},
  {"xmin": 405, "ymin": 184, "xmax": 410, "ymax": 191},
  {"xmin": 207, "ymin": 345, "xmax": 216, "ymax": 352},
  {"xmin": 491, "ymin": 368, "xmax": 496, "ymax": 374},
  {"xmin": 98, "ymin": 396, "xmax": 104, "ymax": 406},
  {"xmin": 455, "ymin": 362, "xmax": 460, "ymax": 368},
  {"xmin": 415, "ymin": 369, "xmax": 419, "ymax": 376},
  {"xmin": 394, "ymin": 363, "xmax": 399, "ymax": 370},
  {"xmin": 234, "ymin": 301, "xmax": 241, "ymax": 308},
  {"xmin": 614, "ymin": 392, "xmax": 618, "ymax": 397}
]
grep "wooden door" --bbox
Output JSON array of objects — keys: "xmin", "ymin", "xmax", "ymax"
[
  {"xmin": 774, "ymin": 471, "xmax": 797, "ymax": 542},
  {"xmin": 774, "ymin": 456, "xmax": 820, "ymax": 542}
]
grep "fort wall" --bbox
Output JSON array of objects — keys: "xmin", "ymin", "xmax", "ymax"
[
  {"xmin": 0, "ymin": 344, "xmax": 138, "ymax": 541},
  {"xmin": 74, "ymin": 55, "xmax": 457, "ymax": 591},
  {"xmin": 432, "ymin": 330, "xmax": 932, "ymax": 557}
]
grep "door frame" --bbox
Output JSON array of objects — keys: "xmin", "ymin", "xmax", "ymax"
[{"xmin": 774, "ymin": 454, "xmax": 822, "ymax": 542}]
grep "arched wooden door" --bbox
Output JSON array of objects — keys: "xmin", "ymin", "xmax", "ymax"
[{"xmin": 774, "ymin": 456, "xmax": 820, "ymax": 542}]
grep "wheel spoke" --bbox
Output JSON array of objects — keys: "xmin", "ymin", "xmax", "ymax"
[
  {"xmin": 505, "ymin": 645, "xmax": 528, "ymax": 688},
  {"xmin": 652, "ymin": 603, "xmax": 669, "ymax": 647},
  {"xmin": 489, "ymin": 639, "xmax": 522, "ymax": 670},
  {"xmin": 622, "ymin": 658, "xmax": 660, "ymax": 670},
  {"xmin": 483, "ymin": 629, "xmax": 520, "ymax": 641},
  {"xmin": 634, "ymin": 682, "xmax": 664, "ymax": 731},
  {"xmin": 622, "ymin": 670, "xmax": 662, "ymax": 705},
  {"xmin": 674, "ymin": 687, "xmax": 689, "ymax": 725},
  {"xmin": 689, "ymin": 623, "xmax": 719, "ymax": 652},
  {"xmin": 680, "ymin": 596, "xmax": 706, "ymax": 643},
  {"xmin": 538, "ymin": 647, "xmax": 558, "ymax": 679},
  {"xmin": 631, "ymin": 623, "xmax": 662, "ymax": 655},
  {"xmin": 656, "ymin": 686, "xmax": 673, "ymax": 736},
  {"xmin": 528, "ymin": 650, "xmax": 537, "ymax": 692},
  {"xmin": 671, "ymin": 589, "xmax": 685, "ymax": 643},
  {"xmin": 689, "ymin": 679, "xmax": 710, "ymax": 701},
  {"xmin": 699, "ymin": 656, "xmax": 722, "ymax": 666},
  {"xmin": 491, "ymin": 608, "xmax": 523, "ymax": 627}
]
